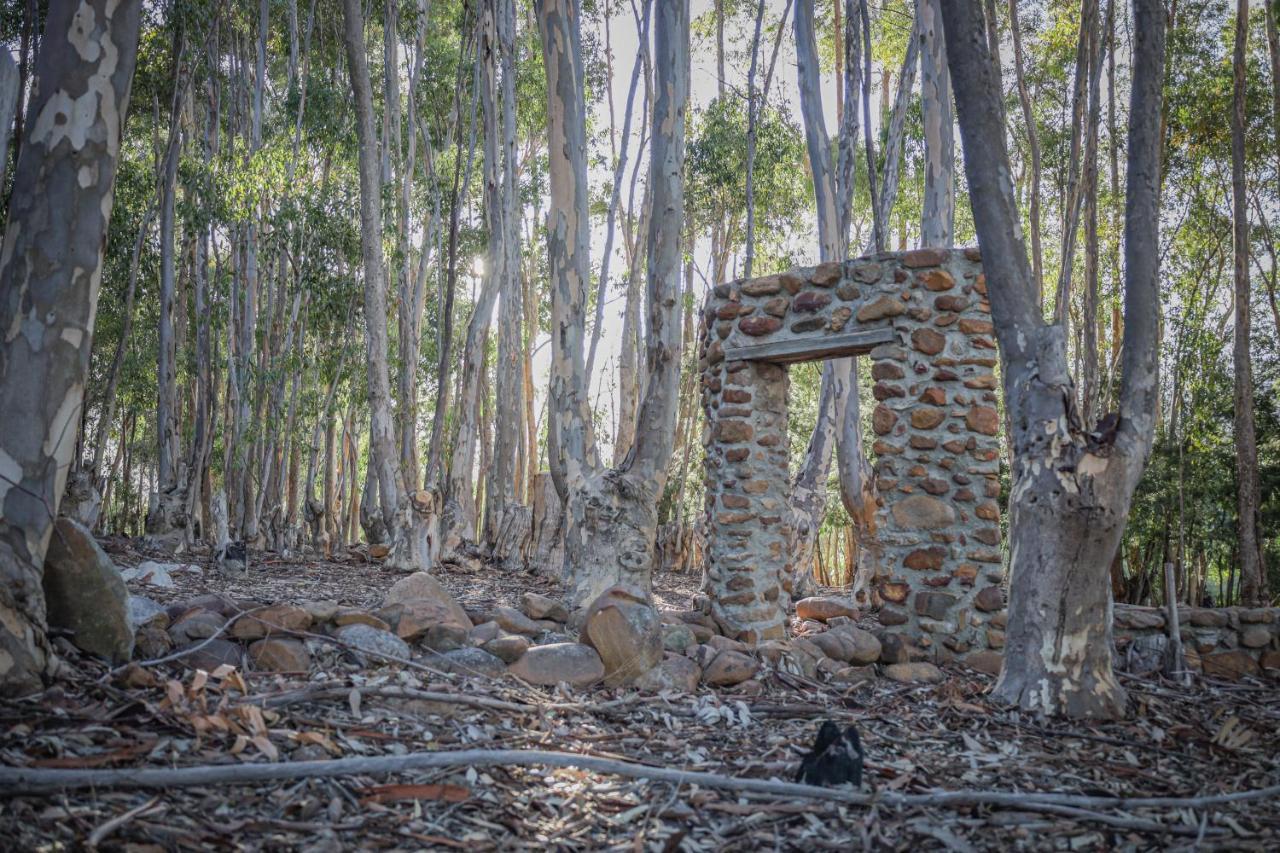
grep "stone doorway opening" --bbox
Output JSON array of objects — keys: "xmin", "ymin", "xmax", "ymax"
[{"xmin": 698, "ymin": 248, "xmax": 1005, "ymax": 660}]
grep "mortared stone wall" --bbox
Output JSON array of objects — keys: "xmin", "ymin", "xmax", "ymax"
[{"xmin": 699, "ymin": 248, "xmax": 1006, "ymax": 657}]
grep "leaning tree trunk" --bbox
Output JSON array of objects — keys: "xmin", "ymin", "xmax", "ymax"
[
  {"xmin": 943, "ymin": 0, "xmax": 1164, "ymax": 719},
  {"xmin": 788, "ymin": 0, "xmax": 874, "ymax": 597},
  {"xmin": 0, "ymin": 0, "xmax": 142, "ymax": 696}
]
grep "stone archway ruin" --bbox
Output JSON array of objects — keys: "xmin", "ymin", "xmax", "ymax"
[{"xmin": 699, "ymin": 248, "xmax": 1005, "ymax": 659}]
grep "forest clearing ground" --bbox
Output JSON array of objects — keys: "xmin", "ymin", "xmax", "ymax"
[{"xmin": 1, "ymin": 545, "xmax": 1277, "ymax": 850}]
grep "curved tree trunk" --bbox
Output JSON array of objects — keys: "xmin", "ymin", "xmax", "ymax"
[
  {"xmin": 0, "ymin": 0, "xmax": 142, "ymax": 696},
  {"xmin": 944, "ymin": 0, "xmax": 1164, "ymax": 719}
]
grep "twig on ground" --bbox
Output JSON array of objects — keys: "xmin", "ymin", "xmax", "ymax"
[{"xmin": 1, "ymin": 745, "xmax": 1273, "ymax": 836}]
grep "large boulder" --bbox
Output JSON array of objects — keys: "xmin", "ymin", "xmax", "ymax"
[
  {"xmin": 423, "ymin": 647, "xmax": 508, "ymax": 679},
  {"xmin": 42, "ymin": 518, "xmax": 133, "ymax": 663},
  {"xmin": 490, "ymin": 606, "xmax": 542, "ymax": 636},
  {"xmin": 168, "ymin": 609, "xmax": 227, "ymax": 645},
  {"xmin": 635, "ymin": 655, "xmax": 702, "ymax": 694},
  {"xmin": 385, "ymin": 598, "xmax": 468, "ymax": 641},
  {"xmin": 809, "ymin": 626, "xmax": 882, "ymax": 665},
  {"xmin": 177, "ymin": 638, "xmax": 244, "ymax": 671},
  {"xmin": 230, "ymin": 604, "xmax": 313, "ymax": 640},
  {"xmin": 580, "ymin": 585, "xmax": 663, "ymax": 687},
  {"xmin": 127, "ymin": 595, "xmax": 169, "ymax": 631},
  {"xmin": 883, "ymin": 661, "xmax": 944, "ymax": 684},
  {"xmin": 482, "ymin": 634, "xmax": 531, "ymax": 663},
  {"xmin": 249, "ymin": 638, "xmax": 312, "ymax": 672},
  {"xmin": 1200, "ymin": 650, "xmax": 1261, "ymax": 681},
  {"xmin": 521, "ymin": 592, "xmax": 569, "ymax": 623},
  {"xmin": 382, "ymin": 573, "xmax": 472, "ymax": 628},
  {"xmin": 507, "ymin": 643, "xmax": 604, "ymax": 687},
  {"xmin": 333, "ymin": 623, "xmax": 411, "ymax": 661},
  {"xmin": 702, "ymin": 650, "xmax": 758, "ymax": 686}
]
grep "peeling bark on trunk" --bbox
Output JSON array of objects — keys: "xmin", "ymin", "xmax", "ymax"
[
  {"xmin": 918, "ymin": 0, "xmax": 954, "ymax": 248},
  {"xmin": 537, "ymin": 0, "xmax": 686, "ymax": 604},
  {"xmin": 0, "ymin": 0, "xmax": 142, "ymax": 696},
  {"xmin": 944, "ymin": 0, "xmax": 1164, "ymax": 719}
]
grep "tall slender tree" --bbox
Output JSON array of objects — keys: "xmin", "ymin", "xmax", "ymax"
[
  {"xmin": 342, "ymin": 0, "xmax": 430, "ymax": 570},
  {"xmin": 1231, "ymin": 0, "xmax": 1264, "ymax": 605}
]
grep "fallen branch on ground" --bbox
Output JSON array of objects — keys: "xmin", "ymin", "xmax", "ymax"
[{"xmin": 0, "ymin": 746, "xmax": 1267, "ymax": 836}]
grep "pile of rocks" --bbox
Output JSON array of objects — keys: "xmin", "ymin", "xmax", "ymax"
[{"xmin": 115, "ymin": 579, "xmax": 959, "ymax": 693}]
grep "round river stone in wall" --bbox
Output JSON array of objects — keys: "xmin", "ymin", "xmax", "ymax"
[{"xmin": 890, "ymin": 495, "xmax": 957, "ymax": 529}]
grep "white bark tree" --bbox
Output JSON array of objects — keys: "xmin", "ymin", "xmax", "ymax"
[
  {"xmin": 342, "ymin": 0, "xmax": 436, "ymax": 572},
  {"xmin": 0, "ymin": 0, "xmax": 143, "ymax": 695},
  {"xmin": 918, "ymin": 0, "xmax": 954, "ymax": 248},
  {"xmin": 537, "ymin": 0, "xmax": 688, "ymax": 604}
]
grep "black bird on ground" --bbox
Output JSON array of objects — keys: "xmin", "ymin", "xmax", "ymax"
[{"xmin": 795, "ymin": 721, "xmax": 863, "ymax": 787}]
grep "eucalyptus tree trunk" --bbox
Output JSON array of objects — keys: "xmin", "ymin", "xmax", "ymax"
[
  {"xmin": 1267, "ymin": 0, "xmax": 1280, "ymax": 177},
  {"xmin": 1080, "ymin": 5, "xmax": 1105, "ymax": 426},
  {"xmin": 444, "ymin": 7, "xmax": 504, "ymax": 553},
  {"xmin": 789, "ymin": 0, "xmax": 875, "ymax": 596},
  {"xmin": 0, "ymin": 0, "xmax": 141, "ymax": 696},
  {"xmin": 149, "ymin": 21, "xmax": 189, "ymax": 545},
  {"xmin": 614, "ymin": 261, "xmax": 643, "ymax": 464},
  {"xmin": 91, "ymin": 204, "xmax": 155, "ymax": 485},
  {"xmin": 944, "ymin": 0, "xmax": 1164, "ymax": 719},
  {"xmin": 1231, "ymin": 0, "xmax": 1265, "ymax": 605},
  {"xmin": 918, "ymin": 0, "xmax": 953, "ymax": 247},
  {"xmin": 1054, "ymin": 0, "xmax": 1098, "ymax": 329},
  {"xmin": 341, "ymin": 0, "xmax": 414, "ymax": 560},
  {"xmin": 537, "ymin": 0, "xmax": 599, "ymax": 507},
  {"xmin": 0, "ymin": 49, "xmax": 17, "ymax": 192},
  {"xmin": 537, "ymin": 0, "xmax": 687, "ymax": 604},
  {"xmin": 586, "ymin": 0, "xmax": 650, "ymax": 385},
  {"xmin": 1008, "ymin": 0, "xmax": 1045, "ymax": 303},
  {"xmin": 425, "ymin": 27, "xmax": 480, "ymax": 491},
  {"xmin": 486, "ymin": 0, "xmax": 525, "ymax": 550}
]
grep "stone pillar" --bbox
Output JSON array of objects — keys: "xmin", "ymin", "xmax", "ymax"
[
  {"xmin": 865, "ymin": 248, "xmax": 1003, "ymax": 660},
  {"xmin": 700, "ymin": 345, "xmax": 791, "ymax": 642}
]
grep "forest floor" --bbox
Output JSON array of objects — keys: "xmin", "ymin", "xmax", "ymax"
[{"xmin": 2, "ymin": 544, "xmax": 1279, "ymax": 851}]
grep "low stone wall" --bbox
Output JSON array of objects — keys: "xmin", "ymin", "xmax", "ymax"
[{"xmin": 1113, "ymin": 604, "xmax": 1280, "ymax": 680}]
